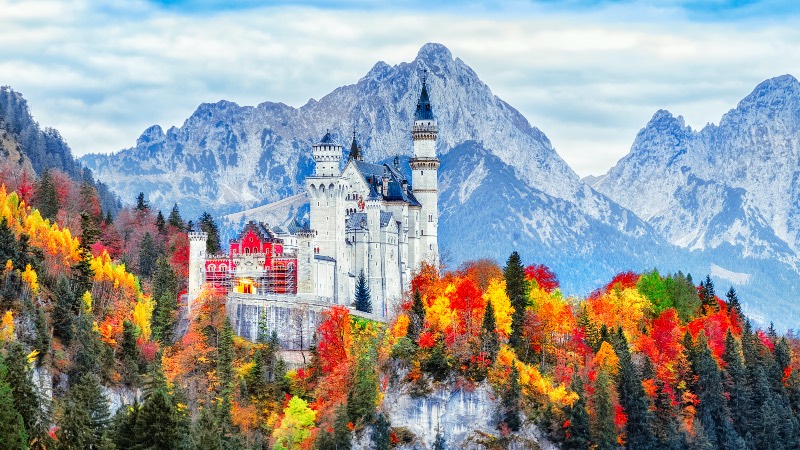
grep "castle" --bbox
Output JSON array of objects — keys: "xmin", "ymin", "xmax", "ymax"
[{"xmin": 187, "ymin": 79, "xmax": 439, "ymax": 347}]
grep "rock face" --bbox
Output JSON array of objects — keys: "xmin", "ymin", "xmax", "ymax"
[
  {"xmin": 378, "ymin": 383, "xmax": 558, "ymax": 450},
  {"xmin": 593, "ymin": 75, "xmax": 800, "ymax": 327}
]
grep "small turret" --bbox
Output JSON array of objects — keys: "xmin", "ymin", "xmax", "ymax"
[{"xmin": 312, "ymin": 130, "xmax": 342, "ymax": 177}]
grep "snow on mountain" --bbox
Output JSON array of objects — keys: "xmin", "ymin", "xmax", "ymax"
[{"xmin": 595, "ymin": 75, "xmax": 800, "ymax": 328}]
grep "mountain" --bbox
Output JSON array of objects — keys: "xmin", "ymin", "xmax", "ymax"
[
  {"xmin": 593, "ymin": 75, "xmax": 800, "ymax": 326},
  {"xmin": 0, "ymin": 86, "xmax": 121, "ymax": 214},
  {"xmin": 82, "ymin": 43, "xmax": 682, "ymax": 296}
]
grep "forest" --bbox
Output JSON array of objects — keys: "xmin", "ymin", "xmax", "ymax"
[{"xmin": 2, "ymin": 167, "xmax": 800, "ymax": 450}]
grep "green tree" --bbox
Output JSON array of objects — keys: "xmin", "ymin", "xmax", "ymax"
[
  {"xmin": 348, "ymin": 348, "xmax": 378, "ymax": 424},
  {"xmin": 138, "ymin": 232, "xmax": 159, "ymax": 279},
  {"xmin": 372, "ymin": 413, "xmax": 391, "ymax": 450},
  {"xmin": 422, "ymin": 338, "xmax": 450, "ymax": 382},
  {"xmin": 504, "ymin": 252, "xmax": 527, "ymax": 352},
  {"xmin": 501, "ymin": 362, "xmax": 522, "ymax": 432},
  {"xmin": 637, "ymin": 269, "xmax": 672, "ymax": 314},
  {"xmin": 52, "ymin": 275, "xmax": 77, "ymax": 345},
  {"xmin": 135, "ymin": 192, "xmax": 149, "ymax": 211},
  {"xmin": 722, "ymin": 331, "xmax": 750, "ymax": 437},
  {"xmin": 667, "ymin": 272, "xmax": 699, "ymax": 323},
  {"xmin": 563, "ymin": 375, "xmax": 591, "ymax": 450},
  {"xmin": 0, "ymin": 360, "xmax": 27, "ymax": 450},
  {"xmin": 700, "ymin": 275, "xmax": 718, "ymax": 313},
  {"xmin": 333, "ymin": 404, "xmax": 353, "ymax": 450},
  {"xmin": 726, "ymin": 287, "xmax": 743, "ymax": 323},
  {"xmin": 613, "ymin": 330, "xmax": 656, "ymax": 450},
  {"xmin": 198, "ymin": 212, "xmax": 221, "ymax": 254},
  {"xmin": 33, "ymin": 169, "xmax": 59, "ymax": 220},
  {"xmin": 407, "ymin": 289, "xmax": 425, "ymax": 343},
  {"xmin": 167, "ymin": 203, "xmax": 185, "ymax": 230},
  {"xmin": 354, "ymin": 269, "xmax": 372, "ymax": 313},
  {"xmin": 155, "ymin": 210, "xmax": 166, "ymax": 233},
  {"xmin": 193, "ymin": 407, "xmax": 223, "ymax": 450},
  {"xmin": 591, "ymin": 369, "xmax": 617, "ymax": 450},
  {"xmin": 2, "ymin": 342, "xmax": 43, "ymax": 441},
  {"xmin": 272, "ymin": 396, "xmax": 316, "ymax": 450},
  {"xmin": 57, "ymin": 374, "xmax": 111, "ymax": 450},
  {"xmin": 152, "ymin": 257, "xmax": 179, "ymax": 343},
  {"xmin": 0, "ymin": 218, "xmax": 20, "ymax": 269},
  {"xmin": 110, "ymin": 401, "xmax": 140, "ymax": 450},
  {"xmin": 133, "ymin": 388, "xmax": 185, "ymax": 449},
  {"xmin": 481, "ymin": 299, "xmax": 499, "ymax": 361}
]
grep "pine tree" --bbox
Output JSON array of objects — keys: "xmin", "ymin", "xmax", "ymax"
[
  {"xmin": 563, "ymin": 375, "xmax": 591, "ymax": 450},
  {"xmin": 2, "ymin": 342, "xmax": 43, "ymax": 441},
  {"xmin": 504, "ymin": 251, "xmax": 527, "ymax": 352},
  {"xmin": 57, "ymin": 374, "xmax": 111, "ymax": 449},
  {"xmin": 133, "ymin": 388, "xmax": 185, "ymax": 449},
  {"xmin": 701, "ymin": 275, "xmax": 718, "ymax": 312},
  {"xmin": 167, "ymin": 203, "xmax": 185, "ymax": 230},
  {"xmin": 198, "ymin": 212, "xmax": 221, "ymax": 254},
  {"xmin": 33, "ymin": 169, "xmax": 59, "ymax": 220},
  {"xmin": 501, "ymin": 362, "xmax": 522, "ymax": 432},
  {"xmin": 422, "ymin": 338, "xmax": 450, "ymax": 382},
  {"xmin": 152, "ymin": 256, "xmax": 179, "ymax": 343},
  {"xmin": 138, "ymin": 232, "xmax": 159, "ymax": 279},
  {"xmin": 0, "ymin": 217, "xmax": 19, "ymax": 268},
  {"xmin": 0, "ymin": 361, "xmax": 27, "ymax": 450},
  {"xmin": 193, "ymin": 407, "xmax": 223, "ymax": 450},
  {"xmin": 79, "ymin": 211, "xmax": 100, "ymax": 251},
  {"xmin": 591, "ymin": 369, "xmax": 617, "ymax": 450},
  {"xmin": 135, "ymin": 192, "xmax": 149, "ymax": 211},
  {"xmin": 348, "ymin": 349, "xmax": 378, "ymax": 424},
  {"xmin": 372, "ymin": 413, "xmax": 391, "ymax": 450},
  {"xmin": 354, "ymin": 269, "xmax": 372, "ymax": 313},
  {"xmin": 407, "ymin": 289, "xmax": 425, "ymax": 343},
  {"xmin": 121, "ymin": 320, "xmax": 140, "ymax": 387},
  {"xmin": 613, "ymin": 330, "xmax": 656, "ymax": 450},
  {"xmin": 668, "ymin": 271, "xmax": 700, "ymax": 323},
  {"xmin": 481, "ymin": 299, "xmax": 499, "ymax": 360},
  {"xmin": 577, "ymin": 306, "xmax": 600, "ymax": 352},
  {"xmin": 109, "ymin": 401, "xmax": 140, "ymax": 450},
  {"xmin": 726, "ymin": 287, "xmax": 743, "ymax": 323},
  {"xmin": 333, "ymin": 403, "xmax": 353, "ymax": 450},
  {"xmin": 52, "ymin": 275, "xmax": 77, "ymax": 345},
  {"xmin": 722, "ymin": 331, "xmax": 750, "ymax": 438}
]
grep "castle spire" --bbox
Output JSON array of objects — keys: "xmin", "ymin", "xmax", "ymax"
[
  {"xmin": 349, "ymin": 128, "xmax": 363, "ymax": 161},
  {"xmin": 415, "ymin": 72, "xmax": 434, "ymax": 121}
]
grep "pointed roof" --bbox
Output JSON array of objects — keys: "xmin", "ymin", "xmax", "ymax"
[
  {"xmin": 349, "ymin": 130, "xmax": 363, "ymax": 161},
  {"xmin": 318, "ymin": 129, "xmax": 335, "ymax": 145},
  {"xmin": 415, "ymin": 76, "xmax": 434, "ymax": 121}
]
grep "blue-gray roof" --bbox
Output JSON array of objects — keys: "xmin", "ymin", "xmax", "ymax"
[
  {"xmin": 380, "ymin": 211, "xmax": 394, "ymax": 228},
  {"xmin": 346, "ymin": 213, "xmax": 368, "ymax": 232},
  {"xmin": 314, "ymin": 254, "xmax": 336, "ymax": 262},
  {"xmin": 415, "ymin": 80, "xmax": 434, "ymax": 121},
  {"xmin": 318, "ymin": 130, "xmax": 335, "ymax": 145}
]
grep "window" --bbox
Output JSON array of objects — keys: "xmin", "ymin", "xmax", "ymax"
[
  {"xmin": 245, "ymin": 248, "xmax": 250, "ymax": 255},
  {"xmin": 220, "ymin": 264, "xmax": 227, "ymax": 272},
  {"xmin": 208, "ymin": 264, "xmax": 216, "ymax": 272},
  {"xmin": 429, "ymin": 244, "xmax": 433, "ymax": 250},
  {"xmin": 428, "ymin": 214, "xmax": 433, "ymax": 222}
]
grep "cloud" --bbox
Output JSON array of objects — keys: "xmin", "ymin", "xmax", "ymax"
[{"xmin": 0, "ymin": 0, "xmax": 799, "ymax": 177}]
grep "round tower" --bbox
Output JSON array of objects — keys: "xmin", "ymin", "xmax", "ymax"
[
  {"xmin": 409, "ymin": 76, "xmax": 440, "ymax": 268},
  {"xmin": 188, "ymin": 231, "xmax": 208, "ymax": 309},
  {"xmin": 312, "ymin": 130, "xmax": 343, "ymax": 177}
]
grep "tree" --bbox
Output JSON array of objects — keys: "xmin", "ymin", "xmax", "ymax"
[
  {"xmin": 167, "ymin": 203, "xmax": 185, "ymax": 230},
  {"xmin": 591, "ymin": 369, "xmax": 617, "ymax": 450},
  {"xmin": 33, "ymin": 169, "xmax": 59, "ymax": 220},
  {"xmin": 722, "ymin": 331, "xmax": 750, "ymax": 437},
  {"xmin": 109, "ymin": 401, "xmax": 140, "ymax": 450},
  {"xmin": 133, "ymin": 388, "xmax": 186, "ymax": 449},
  {"xmin": 152, "ymin": 256, "xmax": 179, "ymax": 343},
  {"xmin": 217, "ymin": 319, "xmax": 235, "ymax": 439},
  {"xmin": 2, "ymin": 342, "xmax": 43, "ymax": 441},
  {"xmin": 138, "ymin": 232, "xmax": 159, "ymax": 279},
  {"xmin": 700, "ymin": 275, "xmax": 718, "ymax": 313},
  {"xmin": 198, "ymin": 212, "xmax": 221, "ymax": 254},
  {"xmin": 481, "ymin": 299, "xmax": 499, "ymax": 360},
  {"xmin": 504, "ymin": 252, "xmax": 527, "ymax": 352},
  {"xmin": 273, "ymin": 396, "xmax": 316, "ymax": 450},
  {"xmin": 52, "ymin": 275, "xmax": 77, "ymax": 345},
  {"xmin": 155, "ymin": 210, "xmax": 166, "ymax": 233},
  {"xmin": 433, "ymin": 427, "xmax": 445, "ymax": 450},
  {"xmin": 613, "ymin": 330, "xmax": 656, "ymax": 450},
  {"xmin": 56, "ymin": 374, "xmax": 111, "ymax": 450},
  {"xmin": 0, "ymin": 359, "xmax": 27, "ymax": 450},
  {"xmin": 726, "ymin": 287, "xmax": 743, "ymax": 323},
  {"xmin": 354, "ymin": 269, "xmax": 372, "ymax": 313},
  {"xmin": 348, "ymin": 347, "xmax": 378, "ymax": 425},
  {"xmin": 408, "ymin": 289, "xmax": 426, "ymax": 342},
  {"xmin": 563, "ymin": 375, "xmax": 591, "ymax": 450},
  {"xmin": 135, "ymin": 192, "xmax": 149, "ymax": 211},
  {"xmin": 79, "ymin": 211, "xmax": 100, "ymax": 251},
  {"xmin": 193, "ymin": 407, "xmax": 223, "ymax": 450},
  {"xmin": 501, "ymin": 362, "xmax": 522, "ymax": 432},
  {"xmin": 372, "ymin": 413, "xmax": 391, "ymax": 450}
]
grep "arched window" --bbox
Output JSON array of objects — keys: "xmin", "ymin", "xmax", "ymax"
[
  {"xmin": 219, "ymin": 264, "xmax": 227, "ymax": 272},
  {"xmin": 208, "ymin": 264, "xmax": 216, "ymax": 272},
  {"xmin": 245, "ymin": 248, "xmax": 250, "ymax": 255}
]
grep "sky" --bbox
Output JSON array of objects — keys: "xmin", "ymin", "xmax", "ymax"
[{"xmin": 1, "ymin": 0, "xmax": 799, "ymax": 177}]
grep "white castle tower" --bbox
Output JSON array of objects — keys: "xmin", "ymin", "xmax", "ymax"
[
  {"xmin": 305, "ymin": 131, "xmax": 350, "ymax": 303},
  {"xmin": 187, "ymin": 231, "xmax": 208, "ymax": 310},
  {"xmin": 410, "ymin": 77, "xmax": 440, "ymax": 267}
]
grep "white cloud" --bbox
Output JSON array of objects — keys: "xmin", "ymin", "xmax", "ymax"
[{"xmin": 1, "ymin": 0, "xmax": 799, "ymax": 176}]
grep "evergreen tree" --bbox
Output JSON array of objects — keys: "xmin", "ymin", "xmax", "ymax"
[
  {"xmin": 57, "ymin": 374, "xmax": 111, "ymax": 449},
  {"xmin": 613, "ymin": 330, "xmax": 656, "ymax": 450},
  {"xmin": 152, "ymin": 257, "xmax": 179, "ymax": 343},
  {"xmin": 504, "ymin": 252, "xmax": 527, "ymax": 352},
  {"xmin": 193, "ymin": 407, "xmax": 223, "ymax": 450},
  {"xmin": 726, "ymin": 287, "xmax": 743, "ymax": 323},
  {"xmin": 121, "ymin": 320, "xmax": 140, "ymax": 386},
  {"xmin": 33, "ymin": 169, "xmax": 59, "ymax": 220},
  {"xmin": 722, "ymin": 331, "xmax": 750, "ymax": 438},
  {"xmin": 433, "ymin": 427, "xmax": 446, "ymax": 450},
  {"xmin": 155, "ymin": 210, "xmax": 166, "ymax": 233},
  {"xmin": 79, "ymin": 211, "xmax": 100, "ymax": 251},
  {"xmin": 2, "ymin": 342, "xmax": 43, "ymax": 440},
  {"xmin": 591, "ymin": 369, "xmax": 617, "ymax": 450},
  {"xmin": 135, "ymin": 192, "xmax": 149, "ymax": 211},
  {"xmin": 70, "ymin": 308, "xmax": 104, "ymax": 383},
  {"xmin": 354, "ymin": 269, "xmax": 372, "ymax": 313},
  {"xmin": 348, "ymin": 349, "xmax": 378, "ymax": 424},
  {"xmin": 198, "ymin": 212, "xmax": 221, "ymax": 254},
  {"xmin": 372, "ymin": 413, "xmax": 391, "ymax": 450},
  {"xmin": 577, "ymin": 306, "xmax": 601, "ymax": 352},
  {"xmin": 668, "ymin": 271, "xmax": 700, "ymax": 323},
  {"xmin": 407, "ymin": 289, "xmax": 426, "ymax": 343},
  {"xmin": 422, "ymin": 338, "xmax": 450, "ymax": 382},
  {"xmin": 563, "ymin": 375, "xmax": 591, "ymax": 450},
  {"xmin": 138, "ymin": 232, "xmax": 159, "ymax": 279},
  {"xmin": 0, "ymin": 361, "xmax": 27, "ymax": 450},
  {"xmin": 167, "ymin": 203, "xmax": 185, "ymax": 230},
  {"xmin": 333, "ymin": 404, "xmax": 353, "ymax": 450},
  {"xmin": 52, "ymin": 275, "xmax": 77, "ymax": 345},
  {"xmin": 501, "ymin": 362, "xmax": 522, "ymax": 432},
  {"xmin": 110, "ymin": 401, "xmax": 140, "ymax": 450},
  {"xmin": 0, "ymin": 217, "xmax": 19, "ymax": 268},
  {"xmin": 701, "ymin": 275, "xmax": 718, "ymax": 312},
  {"xmin": 481, "ymin": 299, "xmax": 499, "ymax": 360},
  {"xmin": 133, "ymin": 388, "xmax": 185, "ymax": 449}
]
